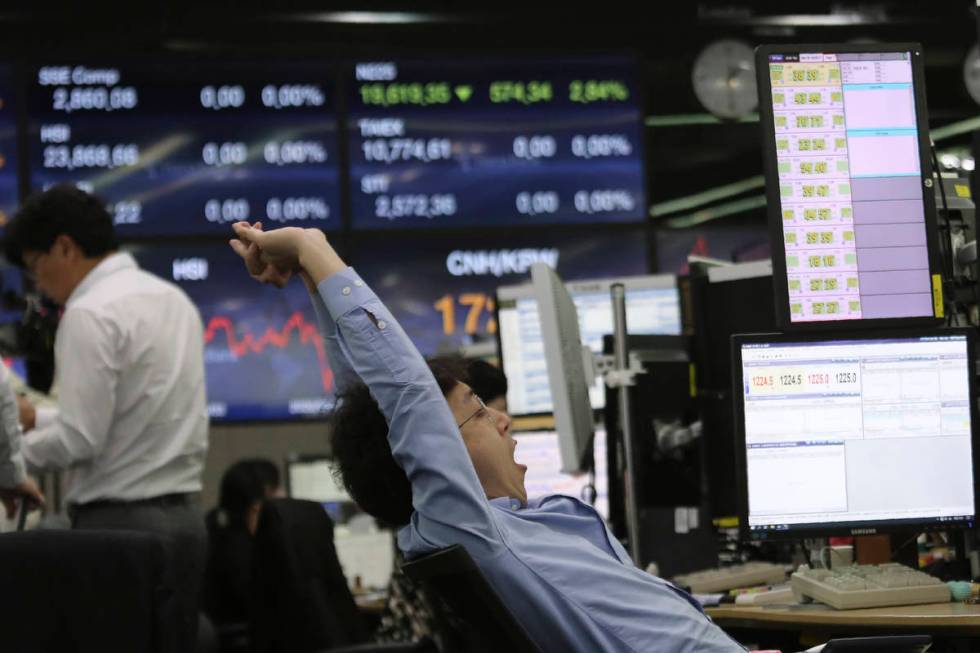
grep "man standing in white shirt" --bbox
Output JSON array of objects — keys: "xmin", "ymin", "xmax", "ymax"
[
  {"xmin": 0, "ymin": 361, "xmax": 44, "ymax": 519},
  {"xmin": 6, "ymin": 185, "xmax": 209, "ymax": 649}
]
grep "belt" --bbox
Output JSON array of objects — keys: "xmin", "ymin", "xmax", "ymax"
[{"xmin": 71, "ymin": 492, "xmax": 195, "ymax": 514}]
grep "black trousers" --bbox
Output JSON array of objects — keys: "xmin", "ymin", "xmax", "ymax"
[{"xmin": 71, "ymin": 495, "xmax": 207, "ymax": 651}]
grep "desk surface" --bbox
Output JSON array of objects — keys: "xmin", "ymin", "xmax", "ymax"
[
  {"xmin": 511, "ymin": 415, "xmax": 555, "ymax": 432},
  {"xmin": 707, "ymin": 602, "xmax": 980, "ymax": 634}
]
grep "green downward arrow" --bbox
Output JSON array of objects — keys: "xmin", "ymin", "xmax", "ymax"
[{"xmin": 455, "ymin": 85, "xmax": 473, "ymax": 102}]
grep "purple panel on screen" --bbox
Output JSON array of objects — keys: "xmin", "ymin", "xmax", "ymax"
[
  {"xmin": 855, "ymin": 246, "xmax": 928, "ymax": 272},
  {"xmin": 860, "ymin": 293, "xmax": 933, "ymax": 319},
  {"xmin": 857, "ymin": 270, "xmax": 932, "ymax": 295},
  {"xmin": 851, "ymin": 177, "xmax": 923, "ymax": 202},
  {"xmin": 852, "ymin": 199, "xmax": 923, "ymax": 225},
  {"xmin": 854, "ymin": 223, "xmax": 927, "ymax": 248}
]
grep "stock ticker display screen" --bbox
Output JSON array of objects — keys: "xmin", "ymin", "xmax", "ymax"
[
  {"xmin": 348, "ymin": 57, "xmax": 646, "ymax": 229},
  {"xmin": 28, "ymin": 63, "xmax": 340, "ymax": 237},
  {"xmin": 347, "ymin": 229, "xmax": 649, "ymax": 357},
  {"xmin": 131, "ymin": 243, "xmax": 334, "ymax": 421},
  {"xmin": 0, "ymin": 66, "xmax": 18, "ymax": 230},
  {"xmin": 764, "ymin": 50, "xmax": 937, "ymax": 323}
]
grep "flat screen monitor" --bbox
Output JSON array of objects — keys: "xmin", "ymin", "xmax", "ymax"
[
  {"xmin": 131, "ymin": 242, "xmax": 335, "ymax": 421},
  {"xmin": 689, "ymin": 260, "xmax": 776, "ymax": 519},
  {"xmin": 515, "ymin": 428, "xmax": 609, "ymax": 519},
  {"xmin": 733, "ymin": 329, "xmax": 978, "ymax": 540},
  {"xmin": 497, "ymin": 275, "xmax": 680, "ymax": 415},
  {"xmin": 0, "ymin": 262, "xmax": 23, "ymax": 325},
  {"xmin": 347, "ymin": 56, "xmax": 646, "ymax": 229},
  {"xmin": 346, "ymin": 228, "xmax": 648, "ymax": 358},
  {"xmin": 530, "ymin": 263, "xmax": 594, "ymax": 473},
  {"xmin": 28, "ymin": 62, "xmax": 340, "ymax": 237},
  {"xmin": 0, "ymin": 65, "xmax": 18, "ymax": 231},
  {"xmin": 757, "ymin": 44, "xmax": 943, "ymax": 328},
  {"xmin": 287, "ymin": 456, "xmax": 351, "ymax": 504},
  {"xmin": 285, "ymin": 454, "xmax": 393, "ymax": 589}
]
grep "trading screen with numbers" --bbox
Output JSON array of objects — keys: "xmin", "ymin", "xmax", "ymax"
[
  {"xmin": 765, "ymin": 50, "xmax": 937, "ymax": 324},
  {"xmin": 739, "ymin": 334, "xmax": 975, "ymax": 534},
  {"xmin": 348, "ymin": 57, "xmax": 646, "ymax": 229},
  {"xmin": 0, "ymin": 66, "xmax": 17, "ymax": 231},
  {"xmin": 28, "ymin": 63, "xmax": 340, "ymax": 237},
  {"xmin": 347, "ymin": 228, "xmax": 649, "ymax": 357}
]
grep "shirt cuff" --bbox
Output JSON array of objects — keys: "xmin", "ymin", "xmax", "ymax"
[
  {"xmin": 34, "ymin": 406, "xmax": 58, "ymax": 431},
  {"xmin": 316, "ymin": 267, "xmax": 376, "ymax": 320}
]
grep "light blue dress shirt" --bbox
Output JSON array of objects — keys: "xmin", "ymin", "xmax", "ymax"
[{"xmin": 314, "ymin": 268, "xmax": 744, "ymax": 653}]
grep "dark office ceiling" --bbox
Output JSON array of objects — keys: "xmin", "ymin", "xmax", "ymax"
[{"xmin": 0, "ymin": 0, "xmax": 975, "ymax": 220}]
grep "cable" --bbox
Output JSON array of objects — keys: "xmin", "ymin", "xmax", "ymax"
[{"xmin": 890, "ymin": 531, "xmax": 922, "ymax": 564}]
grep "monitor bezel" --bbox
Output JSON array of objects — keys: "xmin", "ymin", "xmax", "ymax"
[
  {"xmin": 732, "ymin": 327, "xmax": 979, "ymax": 542},
  {"xmin": 755, "ymin": 43, "xmax": 944, "ymax": 332}
]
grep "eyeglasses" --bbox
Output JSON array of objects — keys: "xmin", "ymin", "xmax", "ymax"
[{"xmin": 457, "ymin": 395, "xmax": 496, "ymax": 430}]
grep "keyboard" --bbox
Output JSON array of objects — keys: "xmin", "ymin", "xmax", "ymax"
[
  {"xmin": 791, "ymin": 563, "xmax": 950, "ymax": 610},
  {"xmin": 672, "ymin": 561, "xmax": 789, "ymax": 593}
]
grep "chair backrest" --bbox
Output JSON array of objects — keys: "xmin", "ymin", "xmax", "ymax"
[
  {"xmin": 401, "ymin": 545, "xmax": 541, "ymax": 653},
  {"xmin": 250, "ymin": 498, "xmax": 367, "ymax": 653},
  {"xmin": 0, "ymin": 529, "xmax": 178, "ymax": 653},
  {"xmin": 822, "ymin": 636, "xmax": 932, "ymax": 653}
]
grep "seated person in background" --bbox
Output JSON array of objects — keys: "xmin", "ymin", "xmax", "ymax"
[
  {"xmin": 229, "ymin": 223, "xmax": 745, "ymax": 653},
  {"xmin": 203, "ymin": 458, "xmax": 282, "ymax": 626},
  {"xmin": 465, "ymin": 359, "xmax": 508, "ymax": 413}
]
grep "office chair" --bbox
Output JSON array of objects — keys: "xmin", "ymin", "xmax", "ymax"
[
  {"xmin": 820, "ymin": 636, "xmax": 932, "ymax": 653},
  {"xmin": 250, "ymin": 498, "xmax": 429, "ymax": 653},
  {"xmin": 0, "ymin": 529, "xmax": 179, "ymax": 653},
  {"xmin": 401, "ymin": 544, "xmax": 542, "ymax": 653}
]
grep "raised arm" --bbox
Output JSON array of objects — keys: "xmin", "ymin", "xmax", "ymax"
[
  {"xmin": 229, "ymin": 223, "xmax": 357, "ymax": 394},
  {"xmin": 300, "ymin": 273, "xmax": 358, "ymax": 395},
  {"xmin": 230, "ymin": 225, "xmax": 500, "ymax": 552}
]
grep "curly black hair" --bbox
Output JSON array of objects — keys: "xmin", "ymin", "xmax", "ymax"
[
  {"xmin": 465, "ymin": 359, "xmax": 508, "ymax": 406},
  {"xmin": 3, "ymin": 184, "xmax": 118, "ymax": 267},
  {"xmin": 329, "ymin": 362, "xmax": 462, "ymax": 527}
]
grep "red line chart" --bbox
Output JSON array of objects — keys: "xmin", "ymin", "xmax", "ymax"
[{"xmin": 204, "ymin": 311, "xmax": 334, "ymax": 393}]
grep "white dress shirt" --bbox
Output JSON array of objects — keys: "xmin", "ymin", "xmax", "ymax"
[{"xmin": 23, "ymin": 252, "xmax": 208, "ymax": 504}]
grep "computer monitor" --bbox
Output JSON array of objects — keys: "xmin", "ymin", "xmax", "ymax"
[
  {"xmin": 286, "ymin": 455, "xmax": 360, "ymax": 525},
  {"xmin": 757, "ymin": 44, "xmax": 943, "ymax": 328},
  {"xmin": 497, "ymin": 274, "xmax": 681, "ymax": 415},
  {"xmin": 347, "ymin": 56, "xmax": 645, "ymax": 230},
  {"xmin": 0, "ymin": 65, "xmax": 17, "ymax": 233},
  {"xmin": 131, "ymin": 242, "xmax": 335, "ymax": 421},
  {"xmin": 691, "ymin": 259, "xmax": 775, "ymax": 391},
  {"xmin": 286, "ymin": 456, "xmax": 351, "ymax": 504},
  {"xmin": 347, "ymin": 227, "xmax": 649, "ymax": 358},
  {"xmin": 515, "ymin": 428, "xmax": 609, "ymax": 519},
  {"xmin": 285, "ymin": 454, "xmax": 394, "ymax": 589},
  {"xmin": 530, "ymin": 263, "xmax": 594, "ymax": 473},
  {"xmin": 28, "ymin": 62, "xmax": 341, "ymax": 237},
  {"xmin": 733, "ymin": 328, "xmax": 978, "ymax": 540},
  {"xmin": 689, "ymin": 260, "xmax": 775, "ymax": 519}
]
